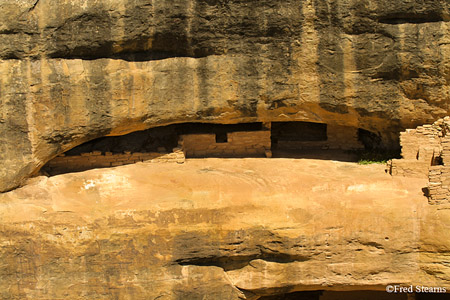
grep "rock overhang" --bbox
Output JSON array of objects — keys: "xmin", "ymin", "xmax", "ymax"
[{"xmin": 0, "ymin": 0, "xmax": 449, "ymax": 190}]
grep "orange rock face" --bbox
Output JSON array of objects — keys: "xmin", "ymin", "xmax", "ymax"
[
  {"xmin": 1, "ymin": 0, "xmax": 449, "ymax": 298},
  {"xmin": 0, "ymin": 159, "xmax": 449, "ymax": 299},
  {"xmin": 0, "ymin": 0, "xmax": 449, "ymax": 192}
]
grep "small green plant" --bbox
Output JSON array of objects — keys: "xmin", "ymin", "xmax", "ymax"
[
  {"xmin": 358, "ymin": 159, "xmax": 385, "ymax": 165},
  {"xmin": 350, "ymin": 149, "xmax": 401, "ymax": 165}
]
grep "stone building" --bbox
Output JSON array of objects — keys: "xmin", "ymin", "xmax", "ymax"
[
  {"xmin": 387, "ymin": 117, "xmax": 450, "ymax": 205},
  {"xmin": 180, "ymin": 131, "xmax": 271, "ymax": 158},
  {"xmin": 388, "ymin": 118, "xmax": 447, "ymax": 178},
  {"xmin": 42, "ymin": 121, "xmax": 372, "ymax": 175},
  {"xmin": 43, "ymin": 148, "xmax": 185, "ymax": 176},
  {"xmin": 271, "ymin": 122, "xmax": 364, "ymax": 151}
]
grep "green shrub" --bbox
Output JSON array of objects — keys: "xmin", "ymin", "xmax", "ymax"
[{"xmin": 351, "ymin": 149, "xmax": 401, "ymax": 165}]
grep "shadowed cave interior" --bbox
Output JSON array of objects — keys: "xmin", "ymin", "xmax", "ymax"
[{"xmin": 258, "ymin": 290, "xmax": 449, "ymax": 299}]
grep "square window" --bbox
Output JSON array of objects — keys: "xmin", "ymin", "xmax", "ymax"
[{"xmin": 216, "ymin": 132, "xmax": 228, "ymax": 143}]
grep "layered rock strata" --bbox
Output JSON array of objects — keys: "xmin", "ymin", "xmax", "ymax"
[
  {"xmin": 0, "ymin": 159, "xmax": 448, "ymax": 299},
  {"xmin": 1, "ymin": 0, "xmax": 449, "ymax": 192}
]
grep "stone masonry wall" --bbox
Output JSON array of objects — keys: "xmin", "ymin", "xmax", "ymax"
[
  {"xmin": 428, "ymin": 165, "xmax": 450, "ymax": 205},
  {"xmin": 388, "ymin": 120, "xmax": 446, "ymax": 178},
  {"xmin": 180, "ymin": 131, "xmax": 271, "ymax": 158},
  {"xmin": 276, "ymin": 125, "xmax": 364, "ymax": 150},
  {"xmin": 43, "ymin": 148, "xmax": 185, "ymax": 175},
  {"xmin": 387, "ymin": 117, "xmax": 450, "ymax": 204},
  {"xmin": 428, "ymin": 134, "xmax": 450, "ymax": 205}
]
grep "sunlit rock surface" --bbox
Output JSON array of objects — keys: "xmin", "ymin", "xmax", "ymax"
[
  {"xmin": 1, "ymin": 1, "xmax": 449, "ymax": 298},
  {"xmin": 0, "ymin": 159, "xmax": 449, "ymax": 299},
  {"xmin": 0, "ymin": 0, "xmax": 449, "ymax": 192}
]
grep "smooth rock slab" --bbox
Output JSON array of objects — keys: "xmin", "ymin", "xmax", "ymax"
[{"xmin": 0, "ymin": 158, "xmax": 448, "ymax": 299}]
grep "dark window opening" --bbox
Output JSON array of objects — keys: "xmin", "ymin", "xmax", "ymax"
[
  {"xmin": 432, "ymin": 155, "xmax": 444, "ymax": 166},
  {"xmin": 215, "ymin": 132, "xmax": 228, "ymax": 143}
]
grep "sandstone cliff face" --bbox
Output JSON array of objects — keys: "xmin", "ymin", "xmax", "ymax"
[
  {"xmin": 0, "ymin": 159, "xmax": 449, "ymax": 299},
  {"xmin": 0, "ymin": 0, "xmax": 449, "ymax": 192},
  {"xmin": 1, "ymin": 2, "xmax": 450, "ymax": 298}
]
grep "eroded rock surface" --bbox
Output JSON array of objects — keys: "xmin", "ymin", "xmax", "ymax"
[
  {"xmin": 0, "ymin": 0, "xmax": 449, "ymax": 192},
  {"xmin": 0, "ymin": 159, "xmax": 448, "ymax": 299}
]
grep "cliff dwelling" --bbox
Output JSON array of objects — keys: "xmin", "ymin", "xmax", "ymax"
[
  {"xmin": 41, "ymin": 122, "xmax": 272, "ymax": 175},
  {"xmin": 1, "ymin": 0, "xmax": 449, "ymax": 298},
  {"xmin": 41, "ymin": 121, "xmax": 382, "ymax": 176},
  {"xmin": 271, "ymin": 121, "xmax": 370, "ymax": 160},
  {"xmin": 388, "ymin": 117, "xmax": 450, "ymax": 205}
]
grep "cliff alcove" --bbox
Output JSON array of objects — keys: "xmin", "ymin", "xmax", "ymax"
[
  {"xmin": 1, "ymin": 0, "xmax": 449, "ymax": 192},
  {"xmin": 40, "ymin": 121, "xmax": 392, "ymax": 176}
]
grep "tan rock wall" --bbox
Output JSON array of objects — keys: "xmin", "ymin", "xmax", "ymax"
[
  {"xmin": 0, "ymin": 158, "xmax": 447, "ymax": 299},
  {"xmin": 0, "ymin": 0, "xmax": 449, "ymax": 192},
  {"xmin": 181, "ymin": 131, "xmax": 271, "ymax": 158}
]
